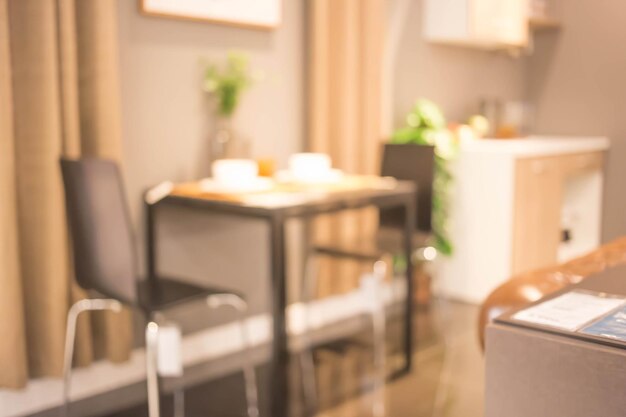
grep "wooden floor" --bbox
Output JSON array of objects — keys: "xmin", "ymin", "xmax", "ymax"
[
  {"xmin": 104, "ymin": 300, "xmax": 484, "ymax": 417},
  {"xmin": 323, "ymin": 301, "xmax": 484, "ymax": 417}
]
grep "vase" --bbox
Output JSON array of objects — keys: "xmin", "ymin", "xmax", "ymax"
[{"xmin": 211, "ymin": 115, "xmax": 250, "ymax": 162}]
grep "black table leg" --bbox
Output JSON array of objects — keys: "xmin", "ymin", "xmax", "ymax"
[
  {"xmin": 403, "ymin": 197, "xmax": 416, "ymax": 372},
  {"xmin": 268, "ymin": 215, "xmax": 289, "ymax": 417},
  {"xmin": 145, "ymin": 201, "xmax": 157, "ymax": 282}
]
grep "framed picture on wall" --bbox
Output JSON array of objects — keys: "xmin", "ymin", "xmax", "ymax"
[{"xmin": 140, "ymin": 0, "xmax": 282, "ymax": 30}]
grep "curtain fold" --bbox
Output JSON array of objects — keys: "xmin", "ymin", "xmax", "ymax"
[
  {"xmin": 0, "ymin": 0, "xmax": 28, "ymax": 389},
  {"xmin": 308, "ymin": 0, "xmax": 385, "ymax": 297},
  {"xmin": 0, "ymin": 0, "xmax": 132, "ymax": 389}
]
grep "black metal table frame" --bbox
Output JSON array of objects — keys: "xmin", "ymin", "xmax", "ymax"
[{"xmin": 145, "ymin": 186, "xmax": 416, "ymax": 417}]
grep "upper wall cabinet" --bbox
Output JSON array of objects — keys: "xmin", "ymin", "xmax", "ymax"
[{"xmin": 424, "ymin": 0, "xmax": 529, "ymax": 49}]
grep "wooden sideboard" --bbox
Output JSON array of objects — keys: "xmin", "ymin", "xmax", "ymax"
[{"xmin": 437, "ymin": 136, "xmax": 609, "ymax": 304}]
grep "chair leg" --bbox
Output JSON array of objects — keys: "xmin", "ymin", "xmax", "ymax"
[
  {"xmin": 173, "ymin": 382, "xmax": 185, "ymax": 417},
  {"xmin": 61, "ymin": 303, "xmax": 80, "ymax": 417},
  {"xmin": 61, "ymin": 299, "xmax": 122, "ymax": 417},
  {"xmin": 207, "ymin": 294, "xmax": 259, "ymax": 417},
  {"xmin": 299, "ymin": 253, "xmax": 320, "ymax": 415},
  {"xmin": 145, "ymin": 321, "xmax": 161, "ymax": 417},
  {"xmin": 426, "ymin": 259, "xmax": 457, "ymax": 417},
  {"xmin": 369, "ymin": 261, "xmax": 388, "ymax": 417}
]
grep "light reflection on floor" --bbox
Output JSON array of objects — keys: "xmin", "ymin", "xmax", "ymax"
[
  {"xmin": 105, "ymin": 300, "xmax": 484, "ymax": 417},
  {"xmin": 319, "ymin": 301, "xmax": 484, "ymax": 417}
]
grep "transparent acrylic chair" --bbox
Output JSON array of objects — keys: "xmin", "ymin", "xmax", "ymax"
[
  {"xmin": 299, "ymin": 250, "xmax": 389, "ymax": 417},
  {"xmin": 300, "ymin": 144, "xmax": 437, "ymax": 416},
  {"xmin": 60, "ymin": 158, "xmax": 258, "ymax": 417}
]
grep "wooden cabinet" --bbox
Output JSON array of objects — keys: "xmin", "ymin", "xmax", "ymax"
[
  {"xmin": 513, "ymin": 152, "xmax": 605, "ymax": 274},
  {"xmin": 438, "ymin": 137, "xmax": 609, "ymax": 304},
  {"xmin": 424, "ymin": 0, "xmax": 529, "ymax": 49},
  {"xmin": 512, "ymin": 156, "xmax": 565, "ymax": 274},
  {"xmin": 560, "ymin": 152, "xmax": 604, "ymax": 176}
]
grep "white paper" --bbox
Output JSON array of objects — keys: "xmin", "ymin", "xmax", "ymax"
[{"xmin": 512, "ymin": 291, "xmax": 626, "ymax": 331}]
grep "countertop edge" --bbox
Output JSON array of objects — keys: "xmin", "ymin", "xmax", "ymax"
[{"xmin": 460, "ymin": 135, "xmax": 610, "ymax": 157}]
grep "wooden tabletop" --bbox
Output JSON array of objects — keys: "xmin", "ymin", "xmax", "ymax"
[
  {"xmin": 171, "ymin": 175, "xmax": 408, "ymax": 205},
  {"xmin": 160, "ymin": 175, "xmax": 416, "ymax": 218}
]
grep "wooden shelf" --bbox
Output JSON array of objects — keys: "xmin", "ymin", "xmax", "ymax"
[{"xmin": 529, "ymin": 17, "xmax": 562, "ymax": 31}]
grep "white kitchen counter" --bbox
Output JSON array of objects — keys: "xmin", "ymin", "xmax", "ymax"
[
  {"xmin": 437, "ymin": 135, "xmax": 609, "ymax": 304},
  {"xmin": 460, "ymin": 135, "xmax": 610, "ymax": 157}
]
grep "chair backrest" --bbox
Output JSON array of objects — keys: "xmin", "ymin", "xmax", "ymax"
[
  {"xmin": 60, "ymin": 158, "xmax": 137, "ymax": 303},
  {"xmin": 379, "ymin": 143, "xmax": 435, "ymax": 232}
]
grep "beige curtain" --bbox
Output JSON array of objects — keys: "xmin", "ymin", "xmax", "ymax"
[
  {"xmin": 0, "ymin": 0, "xmax": 132, "ymax": 389},
  {"xmin": 307, "ymin": 0, "xmax": 385, "ymax": 297}
]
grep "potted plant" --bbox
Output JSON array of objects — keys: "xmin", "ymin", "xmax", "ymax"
[{"xmin": 203, "ymin": 52, "xmax": 259, "ymax": 161}]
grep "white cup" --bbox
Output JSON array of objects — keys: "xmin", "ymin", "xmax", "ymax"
[
  {"xmin": 288, "ymin": 153, "xmax": 332, "ymax": 182},
  {"xmin": 212, "ymin": 159, "xmax": 258, "ymax": 189}
]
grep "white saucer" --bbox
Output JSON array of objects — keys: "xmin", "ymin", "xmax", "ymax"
[
  {"xmin": 275, "ymin": 169, "xmax": 344, "ymax": 184},
  {"xmin": 199, "ymin": 177, "xmax": 274, "ymax": 194}
]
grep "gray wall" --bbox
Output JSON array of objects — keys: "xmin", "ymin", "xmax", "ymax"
[
  {"xmin": 527, "ymin": 1, "xmax": 626, "ymax": 241},
  {"xmin": 113, "ymin": 0, "xmax": 527, "ymax": 322},
  {"xmin": 392, "ymin": 0, "xmax": 527, "ymax": 125},
  {"xmin": 394, "ymin": 0, "xmax": 624, "ymax": 240},
  {"xmin": 115, "ymin": 0, "xmax": 625, "ymax": 324},
  {"xmin": 116, "ymin": 0, "xmax": 305, "ymax": 326},
  {"xmin": 117, "ymin": 1, "xmax": 305, "ymax": 195}
]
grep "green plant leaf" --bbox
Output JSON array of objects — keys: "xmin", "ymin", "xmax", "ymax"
[
  {"xmin": 203, "ymin": 51, "xmax": 257, "ymax": 117},
  {"xmin": 413, "ymin": 99, "xmax": 446, "ymax": 129}
]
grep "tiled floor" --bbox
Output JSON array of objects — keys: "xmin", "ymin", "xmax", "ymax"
[{"xmin": 105, "ymin": 300, "xmax": 484, "ymax": 417}]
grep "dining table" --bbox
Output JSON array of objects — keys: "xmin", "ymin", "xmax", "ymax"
[{"xmin": 144, "ymin": 175, "xmax": 417, "ymax": 417}]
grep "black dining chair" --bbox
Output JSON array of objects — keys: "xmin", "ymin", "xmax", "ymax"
[
  {"xmin": 59, "ymin": 158, "xmax": 259, "ymax": 417},
  {"xmin": 299, "ymin": 143, "xmax": 436, "ymax": 415}
]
